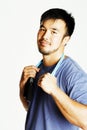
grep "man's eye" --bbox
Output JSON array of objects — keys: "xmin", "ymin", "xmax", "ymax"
[
  {"xmin": 52, "ymin": 31, "xmax": 57, "ymax": 34},
  {"xmin": 40, "ymin": 28, "xmax": 45, "ymax": 31}
]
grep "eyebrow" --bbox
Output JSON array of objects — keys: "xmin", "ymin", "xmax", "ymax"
[
  {"xmin": 40, "ymin": 24, "xmax": 45, "ymax": 28},
  {"xmin": 51, "ymin": 28, "xmax": 59, "ymax": 31},
  {"xmin": 40, "ymin": 24, "xmax": 59, "ymax": 32}
]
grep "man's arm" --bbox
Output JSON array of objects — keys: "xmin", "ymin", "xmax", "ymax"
[
  {"xmin": 38, "ymin": 73, "xmax": 87, "ymax": 130},
  {"xmin": 19, "ymin": 65, "xmax": 40, "ymax": 111},
  {"xmin": 51, "ymin": 86, "xmax": 87, "ymax": 130}
]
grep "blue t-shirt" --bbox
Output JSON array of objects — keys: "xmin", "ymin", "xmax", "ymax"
[{"xmin": 25, "ymin": 57, "xmax": 87, "ymax": 130}]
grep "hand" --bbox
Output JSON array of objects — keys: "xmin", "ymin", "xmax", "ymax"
[
  {"xmin": 19, "ymin": 65, "xmax": 40, "ymax": 93},
  {"xmin": 19, "ymin": 65, "xmax": 40, "ymax": 110},
  {"xmin": 37, "ymin": 73, "xmax": 57, "ymax": 94}
]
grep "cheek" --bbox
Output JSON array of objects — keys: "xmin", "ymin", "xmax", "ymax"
[
  {"xmin": 54, "ymin": 35, "xmax": 63, "ymax": 43},
  {"xmin": 52, "ymin": 37, "xmax": 62, "ymax": 49},
  {"xmin": 37, "ymin": 33, "xmax": 41, "ymax": 43},
  {"xmin": 37, "ymin": 31, "xmax": 44, "ymax": 39},
  {"xmin": 37, "ymin": 32, "xmax": 40, "ymax": 39},
  {"xmin": 52, "ymin": 37, "xmax": 60, "ymax": 45}
]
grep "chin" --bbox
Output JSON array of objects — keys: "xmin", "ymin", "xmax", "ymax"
[{"xmin": 39, "ymin": 49, "xmax": 50, "ymax": 55}]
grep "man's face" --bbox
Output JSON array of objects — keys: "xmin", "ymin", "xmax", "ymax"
[{"xmin": 37, "ymin": 19, "xmax": 68, "ymax": 55}]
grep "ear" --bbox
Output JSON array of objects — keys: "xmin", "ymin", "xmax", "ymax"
[{"xmin": 63, "ymin": 36, "xmax": 70, "ymax": 46}]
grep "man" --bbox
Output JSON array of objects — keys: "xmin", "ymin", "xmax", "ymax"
[{"xmin": 19, "ymin": 8, "xmax": 87, "ymax": 130}]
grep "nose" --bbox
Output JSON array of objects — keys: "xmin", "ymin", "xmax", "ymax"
[{"xmin": 43, "ymin": 30, "xmax": 50, "ymax": 40}]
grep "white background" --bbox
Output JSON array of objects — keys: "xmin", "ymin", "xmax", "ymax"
[{"xmin": 0, "ymin": 0, "xmax": 87, "ymax": 130}]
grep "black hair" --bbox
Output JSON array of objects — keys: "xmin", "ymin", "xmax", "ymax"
[{"xmin": 40, "ymin": 8, "xmax": 75, "ymax": 36}]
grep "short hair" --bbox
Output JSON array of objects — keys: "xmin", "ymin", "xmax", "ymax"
[{"xmin": 40, "ymin": 8, "xmax": 75, "ymax": 36}]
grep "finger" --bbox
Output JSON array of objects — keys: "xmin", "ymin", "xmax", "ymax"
[
  {"xmin": 23, "ymin": 66, "xmax": 39, "ymax": 78},
  {"xmin": 24, "ymin": 65, "xmax": 40, "ymax": 72}
]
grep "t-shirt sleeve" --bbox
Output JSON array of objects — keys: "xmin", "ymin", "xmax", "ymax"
[{"xmin": 65, "ymin": 71, "xmax": 87, "ymax": 104}]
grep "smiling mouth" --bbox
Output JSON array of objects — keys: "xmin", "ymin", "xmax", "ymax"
[{"xmin": 39, "ymin": 40, "xmax": 50, "ymax": 47}]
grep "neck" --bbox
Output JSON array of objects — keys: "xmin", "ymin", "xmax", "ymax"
[{"xmin": 42, "ymin": 51, "xmax": 64, "ymax": 66}]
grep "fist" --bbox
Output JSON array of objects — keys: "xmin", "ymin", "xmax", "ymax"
[{"xmin": 37, "ymin": 73, "xmax": 57, "ymax": 94}]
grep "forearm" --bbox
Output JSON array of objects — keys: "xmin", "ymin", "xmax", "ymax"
[
  {"xmin": 20, "ymin": 93, "xmax": 29, "ymax": 111},
  {"xmin": 51, "ymin": 86, "xmax": 87, "ymax": 130}
]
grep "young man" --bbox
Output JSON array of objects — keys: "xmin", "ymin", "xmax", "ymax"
[{"xmin": 19, "ymin": 8, "xmax": 87, "ymax": 130}]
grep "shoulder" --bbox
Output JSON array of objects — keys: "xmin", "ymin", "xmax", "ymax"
[
  {"xmin": 56, "ymin": 56, "xmax": 87, "ymax": 103},
  {"xmin": 56, "ymin": 56, "xmax": 87, "ymax": 87},
  {"xmin": 61, "ymin": 56, "xmax": 87, "ymax": 75}
]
